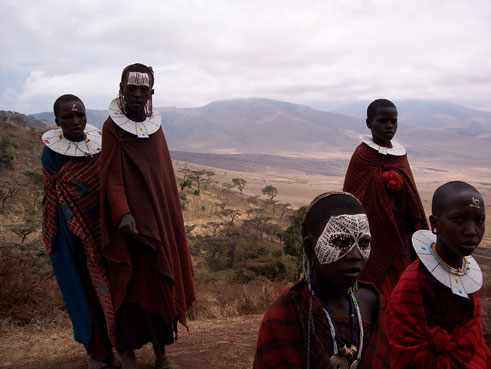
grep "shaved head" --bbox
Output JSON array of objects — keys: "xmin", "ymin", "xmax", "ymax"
[
  {"xmin": 53, "ymin": 94, "xmax": 84, "ymax": 117},
  {"xmin": 432, "ymin": 181, "xmax": 483, "ymax": 216},
  {"xmin": 367, "ymin": 99, "xmax": 396, "ymax": 121}
]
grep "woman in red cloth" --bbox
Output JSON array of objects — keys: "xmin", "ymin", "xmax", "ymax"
[
  {"xmin": 386, "ymin": 181, "xmax": 491, "ymax": 368},
  {"xmin": 254, "ymin": 192, "xmax": 390, "ymax": 369},
  {"xmin": 100, "ymin": 64, "xmax": 195, "ymax": 369},
  {"xmin": 343, "ymin": 99, "xmax": 428, "ymax": 301}
]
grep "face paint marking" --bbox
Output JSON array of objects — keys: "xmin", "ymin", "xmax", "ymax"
[
  {"xmin": 127, "ymin": 72, "xmax": 150, "ymax": 86},
  {"xmin": 315, "ymin": 214, "xmax": 371, "ymax": 264},
  {"xmin": 470, "ymin": 196, "xmax": 481, "ymax": 209},
  {"xmin": 71, "ymin": 103, "xmax": 78, "ymax": 112}
]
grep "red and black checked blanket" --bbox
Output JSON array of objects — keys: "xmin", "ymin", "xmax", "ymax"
[
  {"xmin": 42, "ymin": 155, "xmax": 116, "ymax": 346},
  {"xmin": 386, "ymin": 260, "xmax": 491, "ymax": 369},
  {"xmin": 343, "ymin": 142, "xmax": 428, "ymax": 288},
  {"xmin": 253, "ymin": 280, "xmax": 390, "ymax": 369}
]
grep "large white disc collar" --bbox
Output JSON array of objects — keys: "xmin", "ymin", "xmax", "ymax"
[
  {"xmin": 42, "ymin": 124, "xmax": 102, "ymax": 157},
  {"xmin": 412, "ymin": 230, "xmax": 482, "ymax": 299},
  {"xmin": 109, "ymin": 98, "xmax": 161, "ymax": 138},
  {"xmin": 360, "ymin": 134, "xmax": 406, "ymax": 156}
]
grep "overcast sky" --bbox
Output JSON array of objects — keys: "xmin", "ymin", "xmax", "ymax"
[{"xmin": 1, "ymin": 0, "xmax": 490, "ymax": 114}]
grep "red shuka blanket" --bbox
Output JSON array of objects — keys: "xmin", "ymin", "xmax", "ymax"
[
  {"xmin": 42, "ymin": 155, "xmax": 116, "ymax": 345},
  {"xmin": 343, "ymin": 142, "xmax": 428, "ymax": 288},
  {"xmin": 386, "ymin": 260, "xmax": 491, "ymax": 369},
  {"xmin": 99, "ymin": 118, "xmax": 195, "ymax": 320},
  {"xmin": 253, "ymin": 280, "xmax": 390, "ymax": 369}
]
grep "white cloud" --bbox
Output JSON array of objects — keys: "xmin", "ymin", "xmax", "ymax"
[{"xmin": 1, "ymin": 0, "xmax": 490, "ymax": 113}]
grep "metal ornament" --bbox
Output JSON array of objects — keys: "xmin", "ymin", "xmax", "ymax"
[
  {"xmin": 330, "ymin": 354, "xmax": 349, "ymax": 369},
  {"xmin": 350, "ymin": 359, "xmax": 360, "ymax": 369}
]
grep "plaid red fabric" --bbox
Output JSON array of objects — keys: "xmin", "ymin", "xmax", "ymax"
[
  {"xmin": 42, "ymin": 155, "xmax": 116, "ymax": 346},
  {"xmin": 343, "ymin": 142, "xmax": 428, "ymax": 289},
  {"xmin": 386, "ymin": 260, "xmax": 491, "ymax": 369},
  {"xmin": 253, "ymin": 280, "xmax": 390, "ymax": 369}
]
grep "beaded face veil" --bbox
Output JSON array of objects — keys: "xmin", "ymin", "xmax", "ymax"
[{"xmin": 314, "ymin": 214, "xmax": 371, "ymax": 264}]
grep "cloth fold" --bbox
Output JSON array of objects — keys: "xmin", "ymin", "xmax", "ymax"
[
  {"xmin": 99, "ymin": 117, "xmax": 195, "ymax": 325},
  {"xmin": 386, "ymin": 260, "xmax": 491, "ymax": 369}
]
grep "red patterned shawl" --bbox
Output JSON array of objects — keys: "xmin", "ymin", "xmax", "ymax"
[
  {"xmin": 386, "ymin": 260, "xmax": 491, "ymax": 369},
  {"xmin": 42, "ymin": 154, "xmax": 116, "ymax": 345},
  {"xmin": 343, "ymin": 142, "xmax": 428, "ymax": 287},
  {"xmin": 253, "ymin": 280, "xmax": 390, "ymax": 369}
]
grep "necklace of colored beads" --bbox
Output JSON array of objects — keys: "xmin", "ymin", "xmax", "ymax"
[
  {"xmin": 430, "ymin": 242, "xmax": 470, "ymax": 276},
  {"xmin": 311, "ymin": 283, "xmax": 363, "ymax": 369}
]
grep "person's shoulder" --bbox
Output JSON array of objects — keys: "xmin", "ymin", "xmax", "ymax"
[
  {"xmin": 357, "ymin": 282, "xmax": 382, "ymax": 324},
  {"xmin": 41, "ymin": 145, "xmax": 58, "ymax": 166},
  {"xmin": 262, "ymin": 282, "xmax": 304, "ymax": 321}
]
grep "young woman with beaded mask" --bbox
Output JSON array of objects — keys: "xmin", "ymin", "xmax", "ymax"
[{"xmin": 253, "ymin": 192, "xmax": 390, "ymax": 369}]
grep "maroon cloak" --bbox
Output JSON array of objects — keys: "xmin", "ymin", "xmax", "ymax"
[
  {"xmin": 343, "ymin": 142, "xmax": 428, "ymax": 296},
  {"xmin": 100, "ymin": 118, "xmax": 195, "ymax": 328}
]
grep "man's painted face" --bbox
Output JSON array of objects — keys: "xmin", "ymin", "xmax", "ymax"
[{"xmin": 314, "ymin": 214, "xmax": 371, "ymax": 264}]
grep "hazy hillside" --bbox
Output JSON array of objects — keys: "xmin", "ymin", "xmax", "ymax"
[
  {"xmin": 29, "ymin": 98, "xmax": 491, "ymax": 169},
  {"xmin": 332, "ymin": 100, "xmax": 491, "ymax": 134},
  {"xmin": 0, "ymin": 110, "xmax": 51, "ymax": 129}
]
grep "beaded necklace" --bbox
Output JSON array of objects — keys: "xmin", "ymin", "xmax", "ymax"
[
  {"xmin": 430, "ymin": 242, "xmax": 470, "ymax": 276},
  {"xmin": 309, "ymin": 281, "xmax": 363, "ymax": 369}
]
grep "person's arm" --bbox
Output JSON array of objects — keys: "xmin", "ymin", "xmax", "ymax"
[{"xmin": 102, "ymin": 122, "xmax": 137, "ymax": 238}]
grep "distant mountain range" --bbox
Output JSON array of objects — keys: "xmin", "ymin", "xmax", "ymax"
[{"xmin": 28, "ymin": 98, "xmax": 490, "ymax": 168}]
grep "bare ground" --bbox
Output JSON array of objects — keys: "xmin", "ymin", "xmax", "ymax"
[{"xmin": 0, "ymin": 315, "xmax": 262, "ymax": 369}]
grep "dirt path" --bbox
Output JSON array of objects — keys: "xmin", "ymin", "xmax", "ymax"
[{"xmin": 0, "ymin": 315, "xmax": 262, "ymax": 369}]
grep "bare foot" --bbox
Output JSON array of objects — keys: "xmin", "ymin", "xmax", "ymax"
[
  {"xmin": 155, "ymin": 354, "xmax": 181, "ymax": 369},
  {"xmin": 120, "ymin": 350, "xmax": 138, "ymax": 369},
  {"xmin": 88, "ymin": 356, "xmax": 108, "ymax": 369}
]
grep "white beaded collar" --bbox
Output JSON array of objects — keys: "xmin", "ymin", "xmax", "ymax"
[
  {"xmin": 360, "ymin": 134, "xmax": 406, "ymax": 156},
  {"xmin": 42, "ymin": 124, "xmax": 102, "ymax": 157},
  {"xmin": 109, "ymin": 98, "xmax": 161, "ymax": 138},
  {"xmin": 412, "ymin": 230, "xmax": 482, "ymax": 299}
]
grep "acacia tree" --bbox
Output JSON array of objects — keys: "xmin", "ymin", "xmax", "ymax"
[
  {"xmin": 262, "ymin": 185, "xmax": 278, "ymax": 201},
  {"xmin": 232, "ymin": 178, "xmax": 247, "ymax": 194},
  {"xmin": 179, "ymin": 168, "xmax": 194, "ymax": 191},
  {"xmin": 0, "ymin": 180, "xmax": 20, "ymax": 211},
  {"xmin": 262, "ymin": 185, "xmax": 278, "ymax": 214},
  {"xmin": 24, "ymin": 170, "xmax": 43, "ymax": 213},
  {"xmin": 188, "ymin": 169, "xmax": 215, "ymax": 195},
  {"xmin": 277, "ymin": 202, "xmax": 292, "ymax": 219},
  {"xmin": 222, "ymin": 209, "xmax": 241, "ymax": 225},
  {"xmin": 9, "ymin": 217, "xmax": 39, "ymax": 244}
]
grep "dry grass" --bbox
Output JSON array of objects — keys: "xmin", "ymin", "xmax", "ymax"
[
  {"xmin": 0, "ymin": 252, "xmax": 65, "ymax": 328},
  {"xmin": 189, "ymin": 280, "xmax": 290, "ymax": 320}
]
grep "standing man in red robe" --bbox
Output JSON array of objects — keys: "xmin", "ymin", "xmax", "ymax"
[
  {"xmin": 343, "ymin": 99, "xmax": 428, "ymax": 301},
  {"xmin": 100, "ymin": 63, "xmax": 195, "ymax": 369}
]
